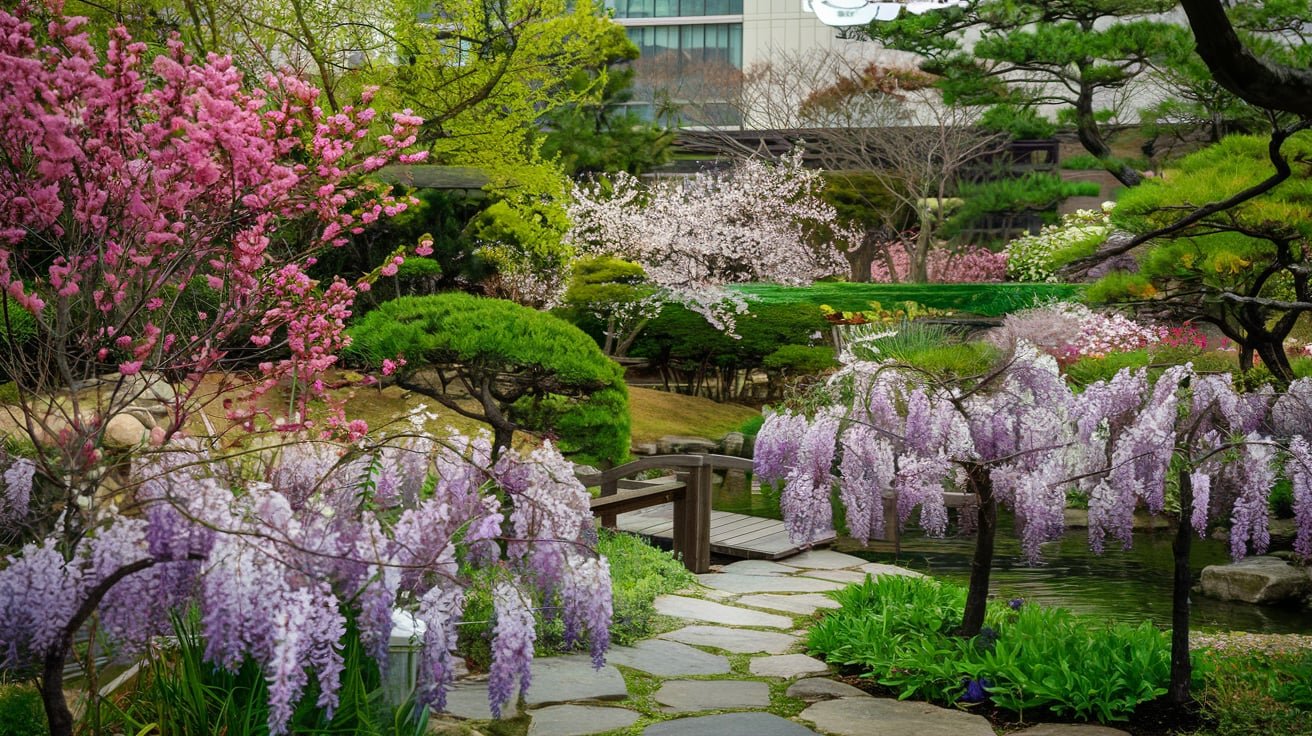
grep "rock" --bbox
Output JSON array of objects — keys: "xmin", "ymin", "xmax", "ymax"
[
  {"xmin": 653, "ymin": 595, "xmax": 792, "ymax": 629},
  {"xmin": 1200, "ymin": 556, "xmax": 1312, "ymax": 604},
  {"xmin": 654, "ymin": 680, "xmax": 771, "ymax": 712},
  {"xmin": 144, "ymin": 375, "xmax": 176, "ymax": 401},
  {"xmin": 522, "ymin": 655, "xmax": 628, "ymax": 707},
  {"xmin": 103, "ymin": 414, "xmax": 148, "ymax": 448},
  {"xmin": 799, "ymin": 569, "xmax": 868, "ymax": 585},
  {"xmin": 777, "ymin": 550, "xmax": 868, "ymax": 570},
  {"xmin": 605, "ymin": 639, "xmax": 730, "ymax": 676},
  {"xmin": 786, "ymin": 678, "xmax": 868, "ymax": 702},
  {"xmin": 722, "ymin": 469, "xmax": 749, "ymax": 494},
  {"xmin": 439, "ymin": 679, "xmax": 520, "ymax": 720},
  {"xmin": 697, "ymin": 573, "xmax": 844, "ymax": 595},
  {"xmin": 527, "ymin": 705, "xmax": 639, "ymax": 736},
  {"xmin": 800, "ymin": 697, "xmax": 994, "ymax": 736},
  {"xmin": 1010, "ymin": 726, "xmax": 1132, "ymax": 736},
  {"xmin": 736, "ymin": 593, "xmax": 840, "ymax": 616},
  {"xmin": 657, "ymin": 435, "xmax": 718, "ymax": 454},
  {"xmin": 632, "ymin": 442, "xmax": 658, "ymax": 456},
  {"xmin": 1063, "ymin": 508, "xmax": 1089, "ymax": 528},
  {"xmin": 126, "ymin": 409, "xmax": 158, "ymax": 429},
  {"xmin": 425, "ymin": 718, "xmax": 485, "ymax": 736},
  {"xmin": 643, "ymin": 712, "xmax": 819, "ymax": 736},
  {"xmin": 720, "ymin": 431, "xmax": 745, "ymax": 456},
  {"xmin": 856, "ymin": 563, "xmax": 926, "ymax": 579},
  {"xmin": 719, "ymin": 560, "xmax": 797, "ymax": 576},
  {"xmin": 659, "ymin": 625, "xmax": 799, "ymax": 654},
  {"xmin": 748, "ymin": 653, "xmax": 828, "ymax": 678}
]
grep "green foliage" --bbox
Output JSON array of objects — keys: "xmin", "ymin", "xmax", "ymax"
[
  {"xmin": 1064, "ymin": 348, "xmax": 1239, "ymax": 388},
  {"xmin": 346, "ymin": 293, "xmax": 629, "ymax": 464},
  {"xmin": 0, "ymin": 683, "xmax": 47, "ymax": 736},
  {"xmin": 1197, "ymin": 649, "xmax": 1312, "ymax": 736},
  {"xmin": 1083, "ymin": 270, "xmax": 1159, "ymax": 303},
  {"xmin": 864, "ymin": 1, "xmax": 1176, "ymax": 182},
  {"xmin": 808, "ymin": 576, "xmax": 1173, "ymax": 723},
  {"xmin": 631, "ymin": 303, "xmax": 829, "ymax": 372},
  {"xmin": 979, "ymin": 105, "xmax": 1057, "ymax": 140},
  {"xmin": 763, "ymin": 345, "xmax": 839, "ymax": 375},
  {"xmin": 597, "ymin": 529, "xmax": 695, "ymax": 644},
  {"xmin": 731, "ymin": 283, "xmax": 1082, "ymax": 317},
  {"xmin": 737, "ymin": 414, "xmax": 765, "ymax": 438},
  {"xmin": 944, "ymin": 173, "xmax": 1100, "ymax": 239},
  {"xmin": 106, "ymin": 612, "xmax": 395, "ymax": 736},
  {"xmin": 460, "ymin": 530, "xmax": 691, "ymax": 669},
  {"xmin": 0, "ymin": 381, "xmax": 17, "ymax": 405},
  {"xmin": 1108, "ymin": 133, "xmax": 1312, "ymax": 381},
  {"xmin": 821, "ymin": 300, "xmax": 954, "ymax": 326}
]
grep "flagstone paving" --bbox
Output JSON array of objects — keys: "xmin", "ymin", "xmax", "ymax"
[
  {"xmin": 657, "ymin": 625, "xmax": 798, "ymax": 654},
  {"xmin": 443, "ymin": 546, "xmax": 1112, "ymax": 736}
]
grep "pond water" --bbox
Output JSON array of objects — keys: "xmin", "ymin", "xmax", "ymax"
[{"xmin": 714, "ymin": 484, "xmax": 1310, "ymax": 634}]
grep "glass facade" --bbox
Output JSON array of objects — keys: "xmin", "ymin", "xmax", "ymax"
[
  {"xmin": 608, "ymin": 0, "xmax": 743, "ymax": 17},
  {"xmin": 625, "ymin": 23, "xmax": 743, "ymax": 69}
]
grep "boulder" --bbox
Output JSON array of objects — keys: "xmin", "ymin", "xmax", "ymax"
[
  {"xmin": 657, "ymin": 435, "xmax": 718, "ymax": 454},
  {"xmin": 104, "ymin": 414, "xmax": 148, "ymax": 448},
  {"xmin": 1200, "ymin": 556, "xmax": 1311, "ymax": 604},
  {"xmin": 720, "ymin": 431, "xmax": 745, "ymax": 456}
]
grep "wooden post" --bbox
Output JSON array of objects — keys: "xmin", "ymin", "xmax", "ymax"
[
  {"xmin": 599, "ymin": 478, "xmax": 618, "ymax": 530},
  {"xmin": 671, "ymin": 470, "xmax": 689, "ymax": 566},
  {"xmin": 681, "ymin": 462, "xmax": 713, "ymax": 574}
]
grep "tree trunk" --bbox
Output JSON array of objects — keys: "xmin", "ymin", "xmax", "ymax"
[
  {"xmin": 40, "ymin": 648, "xmax": 75, "ymax": 736},
  {"xmin": 910, "ymin": 218, "xmax": 932, "ymax": 283},
  {"xmin": 959, "ymin": 467, "xmax": 996, "ymax": 638},
  {"xmin": 1254, "ymin": 338, "xmax": 1294, "ymax": 387},
  {"xmin": 1074, "ymin": 84, "xmax": 1143, "ymax": 187},
  {"xmin": 1169, "ymin": 470, "xmax": 1194, "ymax": 706}
]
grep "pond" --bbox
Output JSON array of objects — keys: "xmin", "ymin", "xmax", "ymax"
[{"xmin": 714, "ymin": 484, "xmax": 1310, "ymax": 634}]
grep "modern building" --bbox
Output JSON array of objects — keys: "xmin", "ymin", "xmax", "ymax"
[{"xmin": 606, "ymin": 1, "xmax": 883, "ymax": 126}]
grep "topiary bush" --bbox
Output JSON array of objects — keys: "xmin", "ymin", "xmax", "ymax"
[{"xmin": 346, "ymin": 293, "xmax": 629, "ymax": 465}]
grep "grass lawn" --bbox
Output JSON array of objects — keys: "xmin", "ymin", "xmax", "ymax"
[
  {"xmin": 627, "ymin": 386, "xmax": 758, "ymax": 445},
  {"xmin": 730, "ymin": 282, "xmax": 1081, "ymax": 316}
]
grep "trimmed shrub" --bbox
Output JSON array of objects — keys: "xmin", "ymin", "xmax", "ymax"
[{"xmin": 346, "ymin": 293, "xmax": 629, "ymax": 465}]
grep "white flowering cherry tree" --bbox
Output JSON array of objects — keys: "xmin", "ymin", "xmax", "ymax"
[
  {"xmin": 757, "ymin": 347, "xmax": 1312, "ymax": 707},
  {"xmin": 566, "ymin": 152, "xmax": 851, "ymax": 348}
]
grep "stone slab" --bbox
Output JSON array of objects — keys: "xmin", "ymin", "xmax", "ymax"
[
  {"xmin": 606, "ymin": 639, "xmax": 730, "ymax": 676},
  {"xmin": 801, "ymin": 697, "xmax": 994, "ymax": 736},
  {"xmin": 654, "ymin": 680, "xmax": 771, "ymax": 712},
  {"xmin": 653, "ymin": 595, "xmax": 792, "ymax": 629},
  {"xmin": 737, "ymin": 593, "xmax": 840, "ymax": 616},
  {"xmin": 527, "ymin": 705, "xmax": 639, "ymax": 736},
  {"xmin": 659, "ymin": 625, "xmax": 799, "ymax": 654},
  {"xmin": 719, "ymin": 560, "xmax": 799, "ymax": 576},
  {"xmin": 1011, "ymin": 726, "xmax": 1132, "ymax": 736},
  {"xmin": 749, "ymin": 653, "xmax": 829, "ymax": 678},
  {"xmin": 856, "ymin": 562, "xmax": 925, "ymax": 578},
  {"xmin": 523, "ymin": 655, "xmax": 628, "ymax": 707},
  {"xmin": 440, "ymin": 679, "xmax": 520, "ymax": 720},
  {"xmin": 777, "ymin": 550, "xmax": 869, "ymax": 570},
  {"xmin": 697, "ymin": 573, "xmax": 845, "ymax": 595},
  {"xmin": 643, "ymin": 712, "xmax": 820, "ymax": 736},
  {"xmin": 786, "ymin": 678, "xmax": 869, "ymax": 702},
  {"xmin": 800, "ymin": 569, "xmax": 869, "ymax": 585}
]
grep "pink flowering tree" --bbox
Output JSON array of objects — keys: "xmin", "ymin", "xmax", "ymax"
[
  {"xmin": 868, "ymin": 237, "xmax": 1008, "ymax": 283},
  {"xmin": 0, "ymin": 7, "xmax": 614, "ymax": 735},
  {"xmin": 756, "ymin": 348, "xmax": 1312, "ymax": 708},
  {"xmin": 566, "ymin": 152, "xmax": 851, "ymax": 352}
]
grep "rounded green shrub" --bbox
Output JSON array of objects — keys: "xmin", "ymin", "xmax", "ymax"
[{"xmin": 346, "ymin": 293, "xmax": 629, "ymax": 465}]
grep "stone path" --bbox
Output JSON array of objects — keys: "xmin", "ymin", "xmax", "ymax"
[{"xmin": 435, "ymin": 549, "xmax": 1130, "ymax": 736}]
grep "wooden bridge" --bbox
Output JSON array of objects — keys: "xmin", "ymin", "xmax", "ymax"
[
  {"xmin": 577, "ymin": 454, "xmax": 979, "ymax": 574},
  {"xmin": 576, "ymin": 454, "xmax": 835, "ymax": 574}
]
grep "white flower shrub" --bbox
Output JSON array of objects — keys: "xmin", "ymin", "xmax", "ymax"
[{"xmin": 1005, "ymin": 202, "xmax": 1115, "ymax": 282}]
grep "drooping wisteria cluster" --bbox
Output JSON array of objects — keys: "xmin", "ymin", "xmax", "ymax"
[
  {"xmin": 566, "ymin": 152, "xmax": 852, "ymax": 332},
  {"xmin": 0, "ymin": 434, "xmax": 612, "ymax": 734},
  {"xmin": 757, "ymin": 345, "xmax": 1312, "ymax": 565}
]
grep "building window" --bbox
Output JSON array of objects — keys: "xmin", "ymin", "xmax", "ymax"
[
  {"xmin": 625, "ymin": 22, "xmax": 742, "ymax": 69},
  {"xmin": 608, "ymin": 0, "xmax": 743, "ymax": 18}
]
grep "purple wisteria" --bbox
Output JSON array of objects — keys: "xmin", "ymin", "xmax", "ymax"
[{"xmin": 0, "ymin": 434, "xmax": 612, "ymax": 734}]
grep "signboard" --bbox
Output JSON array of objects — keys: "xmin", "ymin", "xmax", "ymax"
[{"xmin": 802, "ymin": 0, "xmax": 968, "ymax": 27}]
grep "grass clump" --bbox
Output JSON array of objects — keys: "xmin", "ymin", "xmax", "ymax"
[
  {"xmin": 0, "ymin": 682, "xmax": 47, "ymax": 736},
  {"xmin": 1196, "ymin": 649, "xmax": 1312, "ymax": 736},
  {"xmin": 807, "ymin": 575, "xmax": 1174, "ymax": 724}
]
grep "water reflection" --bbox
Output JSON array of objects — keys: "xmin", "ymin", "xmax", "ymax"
[{"xmin": 714, "ymin": 480, "xmax": 1309, "ymax": 634}]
